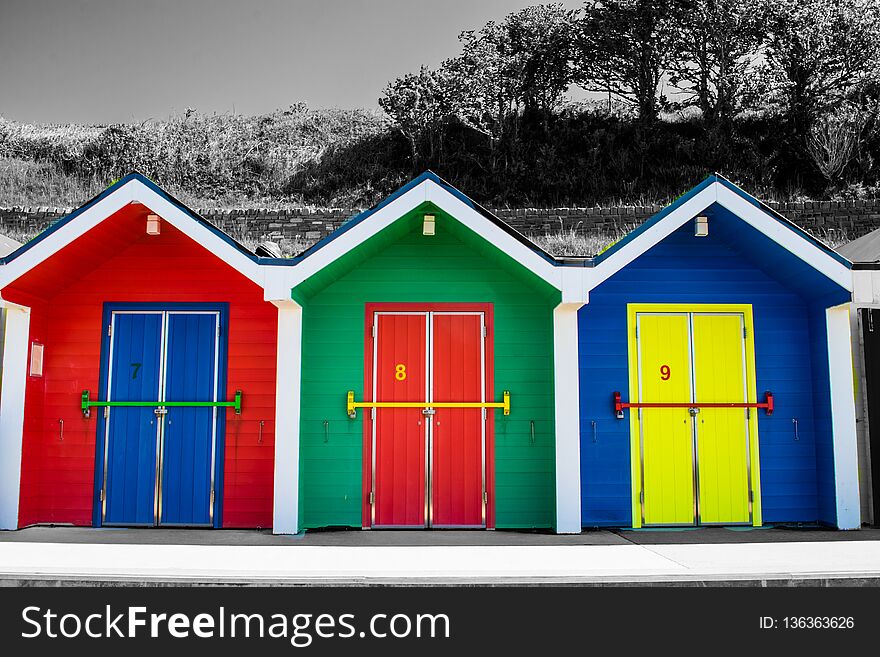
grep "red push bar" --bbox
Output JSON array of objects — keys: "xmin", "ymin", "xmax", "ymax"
[{"xmin": 613, "ymin": 391, "xmax": 774, "ymax": 418}]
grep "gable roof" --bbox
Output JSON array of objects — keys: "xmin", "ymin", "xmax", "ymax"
[
  {"xmin": 0, "ymin": 233, "xmax": 21, "ymax": 258},
  {"xmin": 0, "ymin": 171, "xmax": 852, "ymax": 305},
  {"xmin": 838, "ymin": 226, "xmax": 880, "ymax": 265},
  {"xmin": 285, "ymin": 170, "xmax": 587, "ymax": 300},
  {"xmin": 0, "ymin": 173, "xmax": 297, "ymax": 301},
  {"xmin": 588, "ymin": 173, "xmax": 852, "ymax": 293}
]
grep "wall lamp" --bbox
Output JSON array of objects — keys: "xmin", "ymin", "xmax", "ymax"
[
  {"xmin": 146, "ymin": 214, "xmax": 161, "ymax": 236},
  {"xmin": 423, "ymin": 213, "xmax": 436, "ymax": 236}
]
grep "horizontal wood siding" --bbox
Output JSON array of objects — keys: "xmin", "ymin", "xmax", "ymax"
[
  {"xmin": 579, "ymin": 221, "xmax": 828, "ymax": 526},
  {"xmin": 6, "ymin": 224, "xmax": 277, "ymax": 528},
  {"xmin": 298, "ymin": 206, "xmax": 558, "ymax": 529}
]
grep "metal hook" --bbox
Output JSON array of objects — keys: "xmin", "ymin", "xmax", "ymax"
[
  {"xmin": 258, "ymin": 419, "xmax": 264, "ymax": 444},
  {"xmin": 59, "ymin": 419, "xmax": 64, "ymax": 442},
  {"xmin": 323, "ymin": 419, "xmax": 330, "ymax": 443},
  {"xmin": 591, "ymin": 420, "xmax": 598, "ymax": 443},
  {"xmin": 792, "ymin": 417, "xmax": 799, "ymax": 441},
  {"xmin": 529, "ymin": 420, "xmax": 536, "ymax": 444}
]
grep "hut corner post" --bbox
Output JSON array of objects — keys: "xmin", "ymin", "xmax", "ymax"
[
  {"xmin": 272, "ymin": 300, "xmax": 303, "ymax": 535},
  {"xmin": 0, "ymin": 302, "xmax": 29, "ymax": 530},
  {"xmin": 827, "ymin": 303, "xmax": 861, "ymax": 529},
  {"xmin": 553, "ymin": 301, "xmax": 584, "ymax": 534}
]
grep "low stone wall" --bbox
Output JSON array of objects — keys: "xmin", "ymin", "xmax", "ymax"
[{"xmin": 2, "ymin": 198, "xmax": 879, "ymax": 246}]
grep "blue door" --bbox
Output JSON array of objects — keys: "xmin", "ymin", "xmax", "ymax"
[
  {"xmin": 101, "ymin": 310, "xmax": 221, "ymax": 526},
  {"xmin": 103, "ymin": 313, "xmax": 163, "ymax": 525},
  {"xmin": 159, "ymin": 313, "xmax": 218, "ymax": 525}
]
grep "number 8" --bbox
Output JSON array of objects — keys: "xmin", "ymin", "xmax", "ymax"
[{"xmin": 395, "ymin": 363, "xmax": 407, "ymax": 381}]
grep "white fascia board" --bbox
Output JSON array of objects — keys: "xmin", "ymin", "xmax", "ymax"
[
  {"xmin": 127, "ymin": 181, "xmax": 265, "ymax": 288},
  {"xmin": 288, "ymin": 182, "xmax": 431, "ymax": 288},
  {"xmin": 586, "ymin": 182, "xmax": 852, "ymax": 295},
  {"xmin": 589, "ymin": 185, "xmax": 718, "ymax": 291},
  {"xmin": 423, "ymin": 180, "xmax": 562, "ymax": 290},
  {"xmin": 0, "ymin": 179, "xmax": 267, "ymax": 292},
  {"xmin": 288, "ymin": 179, "xmax": 565, "ymax": 292},
  {"xmin": 715, "ymin": 186, "xmax": 852, "ymax": 292},
  {"xmin": 0, "ymin": 184, "xmax": 135, "ymax": 289}
]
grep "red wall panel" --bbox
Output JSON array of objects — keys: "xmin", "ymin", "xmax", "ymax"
[{"xmin": 4, "ymin": 221, "xmax": 278, "ymax": 528}]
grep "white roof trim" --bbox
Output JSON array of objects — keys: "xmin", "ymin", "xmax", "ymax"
[
  {"xmin": 288, "ymin": 178, "xmax": 573, "ymax": 294},
  {"xmin": 589, "ymin": 181, "xmax": 852, "ymax": 293},
  {"xmin": 715, "ymin": 186, "xmax": 852, "ymax": 292},
  {"xmin": 0, "ymin": 178, "xmax": 281, "ymax": 297}
]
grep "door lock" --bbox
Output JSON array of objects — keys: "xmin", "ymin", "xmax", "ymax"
[
  {"xmin": 422, "ymin": 408, "xmax": 436, "ymax": 416},
  {"xmin": 154, "ymin": 407, "xmax": 168, "ymax": 417},
  {"xmin": 688, "ymin": 407, "xmax": 700, "ymax": 417}
]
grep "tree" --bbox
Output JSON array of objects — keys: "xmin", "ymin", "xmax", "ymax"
[
  {"xmin": 449, "ymin": 4, "xmax": 578, "ymax": 139},
  {"xmin": 577, "ymin": 0, "xmax": 682, "ymax": 124},
  {"xmin": 806, "ymin": 105, "xmax": 864, "ymax": 185},
  {"xmin": 378, "ymin": 66, "xmax": 454, "ymax": 167},
  {"xmin": 667, "ymin": 0, "xmax": 763, "ymax": 126},
  {"xmin": 755, "ymin": 0, "xmax": 880, "ymax": 145}
]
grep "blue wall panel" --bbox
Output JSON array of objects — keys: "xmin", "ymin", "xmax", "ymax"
[{"xmin": 579, "ymin": 212, "xmax": 839, "ymax": 526}]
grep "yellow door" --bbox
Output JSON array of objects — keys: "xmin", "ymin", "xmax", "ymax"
[
  {"xmin": 692, "ymin": 314, "xmax": 751, "ymax": 524},
  {"xmin": 637, "ymin": 314, "xmax": 695, "ymax": 525}
]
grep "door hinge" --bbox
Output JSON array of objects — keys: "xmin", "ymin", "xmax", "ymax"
[
  {"xmin": 107, "ymin": 323, "xmax": 112, "ymax": 337},
  {"xmin": 103, "ymin": 406, "xmax": 110, "ymax": 419},
  {"xmin": 870, "ymin": 310, "xmax": 876, "ymax": 333},
  {"xmin": 370, "ymin": 407, "xmax": 376, "ymax": 420},
  {"xmin": 371, "ymin": 324, "xmax": 376, "ymax": 338},
  {"xmin": 217, "ymin": 323, "xmax": 222, "ymax": 337},
  {"xmin": 483, "ymin": 326, "xmax": 487, "ymax": 337},
  {"xmin": 483, "ymin": 491, "xmax": 488, "ymax": 504},
  {"xmin": 639, "ymin": 490, "xmax": 644, "ymax": 504},
  {"xmin": 748, "ymin": 489, "xmax": 753, "ymax": 503},
  {"xmin": 99, "ymin": 489, "xmax": 104, "ymax": 502},
  {"xmin": 369, "ymin": 491, "xmax": 375, "ymax": 505},
  {"xmin": 743, "ymin": 327, "xmax": 747, "ymax": 339}
]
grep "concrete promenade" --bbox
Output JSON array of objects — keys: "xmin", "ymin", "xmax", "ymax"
[{"xmin": 1, "ymin": 526, "xmax": 879, "ymax": 586}]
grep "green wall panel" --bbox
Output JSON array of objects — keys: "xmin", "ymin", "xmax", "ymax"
[{"xmin": 296, "ymin": 203, "xmax": 559, "ymax": 529}]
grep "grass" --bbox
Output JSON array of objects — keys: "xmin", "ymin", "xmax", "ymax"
[
  {"xmin": 0, "ymin": 106, "xmax": 392, "ymax": 208},
  {"xmin": 529, "ymin": 224, "xmax": 640, "ymax": 257},
  {"xmin": 0, "ymin": 157, "xmax": 102, "ymax": 208}
]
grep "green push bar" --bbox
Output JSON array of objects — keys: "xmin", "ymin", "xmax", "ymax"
[{"xmin": 81, "ymin": 389, "xmax": 242, "ymax": 418}]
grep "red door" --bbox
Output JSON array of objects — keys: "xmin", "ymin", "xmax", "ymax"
[
  {"xmin": 370, "ymin": 309, "xmax": 486, "ymax": 528},
  {"xmin": 431, "ymin": 313, "xmax": 484, "ymax": 527},
  {"xmin": 372, "ymin": 313, "xmax": 428, "ymax": 527}
]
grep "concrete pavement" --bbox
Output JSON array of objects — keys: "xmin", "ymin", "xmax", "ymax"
[{"xmin": 1, "ymin": 526, "xmax": 879, "ymax": 585}]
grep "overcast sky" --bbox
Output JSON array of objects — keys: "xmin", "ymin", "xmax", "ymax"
[{"xmin": 0, "ymin": 0, "xmax": 584, "ymax": 124}]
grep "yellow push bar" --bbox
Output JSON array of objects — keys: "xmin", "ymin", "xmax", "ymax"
[{"xmin": 347, "ymin": 390, "xmax": 510, "ymax": 419}]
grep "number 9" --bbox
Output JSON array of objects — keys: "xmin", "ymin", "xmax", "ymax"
[{"xmin": 660, "ymin": 365, "xmax": 671, "ymax": 381}]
